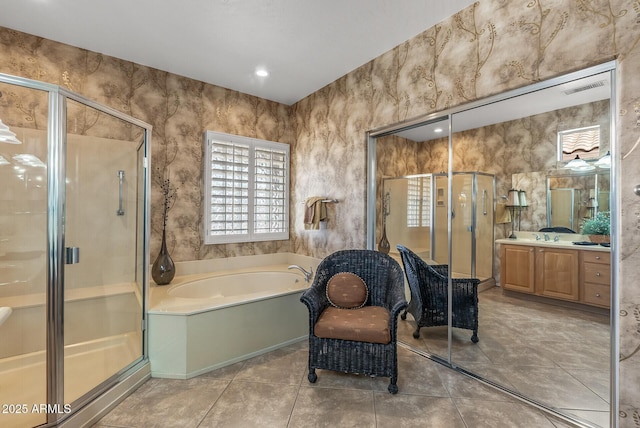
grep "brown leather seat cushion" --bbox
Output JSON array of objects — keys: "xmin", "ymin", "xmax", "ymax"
[{"xmin": 314, "ymin": 306, "xmax": 391, "ymax": 344}]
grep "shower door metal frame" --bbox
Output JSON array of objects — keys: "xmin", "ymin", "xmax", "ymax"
[{"xmin": 0, "ymin": 71, "xmax": 152, "ymax": 427}]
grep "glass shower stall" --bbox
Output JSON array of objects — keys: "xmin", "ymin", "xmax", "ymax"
[
  {"xmin": 0, "ymin": 73, "xmax": 150, "ymax": 427},
  {"xmin": 432, "ymin": 172, "xmax": 495, "ymax": 280},
  {"xmin": 382, "ymin": 172, "xmax": 495, "ymax": 281}
]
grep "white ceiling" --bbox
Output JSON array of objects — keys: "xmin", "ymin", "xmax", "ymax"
[
  {"xmin": 0, "ymin": 0, "xmax": 476, "ymax": 105},
  {"xmin": 396, "ymin": 71, "xmax": 611, "ymax": 142}
]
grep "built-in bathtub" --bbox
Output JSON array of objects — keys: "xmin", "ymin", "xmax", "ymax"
[{"xmin": 148, "ymin": 253, "xmax": 320, "ymax": 379}]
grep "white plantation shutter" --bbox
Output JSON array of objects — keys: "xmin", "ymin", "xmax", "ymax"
[
  {"xmin": 254, "ymin": 147, "xmax": 287, "ymax": 234},
  {"xmin": 407, "ymin": 177, "xmax": 431, "ymax": 228},
  {"xmin": 407, "ymin": 178, "xmax": 420, "ymax": 227},
  {"xmin": 204, "ymin": 131, "xmax": 289, "ymax": 244},
  {"xmin": 208, "ymin": 141, "xmax": 250, "ymax": 236}
]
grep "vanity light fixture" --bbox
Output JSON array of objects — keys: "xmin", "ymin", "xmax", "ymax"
[
  {"xmin": 255, "ymin": 68, "xmax": 269, "ymax": 77},
  {"xmin": 505, "ymin": 189, "xmax": 520, "ymax": 238},
  {"xmin": 518, "ymin": 190, "xmax": 528, "ymax": 208},
  {"xmin": 434, "ymin": 127, "xmax": 443, "ymax": 133},
  {"xmin": 506, "ymin": 189, "xmax": 520, "ymax": 207},
  {"xmin": 0, "ymin": 119, "xmax": 22, "ymax": 144},
  {"xmin": 595, "ymin": 151, "xmax": 611, "ymax": 169},
  {"xmin": 564, "ymin": 155, "xmax": 595, "ymax": 172}
]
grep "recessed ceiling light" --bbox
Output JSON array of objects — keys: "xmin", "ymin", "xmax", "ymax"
[
  {"xmin": 434, "ymin": 128, "xmax": 443, "ymax": 133},
  {"xmin": 255, "ymin": 69, "xmax": 269, "ymax": 77}
]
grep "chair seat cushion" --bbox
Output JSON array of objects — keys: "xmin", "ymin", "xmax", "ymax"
[{"xmin": 314, "ymin": 306, "xmax": 391, "ymax": 344}]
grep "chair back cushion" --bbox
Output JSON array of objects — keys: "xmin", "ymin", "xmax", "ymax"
[
  {"xmin": 326, "ymin": 272, "xmax": 368, "ymax": 309},
  {"xmin": 314, "ymin": 306, "xmax": 390, "ymax": 344}
]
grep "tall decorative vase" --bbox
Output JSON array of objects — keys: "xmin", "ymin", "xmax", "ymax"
[
  {"xmin": 378, "ymin": 223, "xmax": 390, "ymax": 254},
  {"xmin": 152, "ymin": 229, "xmax": 175, "ymax": 285}
]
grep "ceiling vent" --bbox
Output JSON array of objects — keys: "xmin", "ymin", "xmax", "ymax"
[{"xmin": 563, "ymin": 80, "xmax": 606, "ymax": 95}]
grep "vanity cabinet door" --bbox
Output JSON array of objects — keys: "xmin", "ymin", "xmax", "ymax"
[
  {"xmin": 536, "ymin": 247, "xmax": 579, "ymax": 301},
  {"xmin": 500, "ymin": 245, "xmax": 535, "ymax": 293}
]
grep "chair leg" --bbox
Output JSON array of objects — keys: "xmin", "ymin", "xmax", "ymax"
[
  {"xmin": 471, "ymin": 331, "xmax": 479, "ymax": 343},
  {"xmin": 412, "ymin": 326, "xmax": 420, "ymax": 339},
  {"xmin": 308, "ymin": 368, "xmax": 317, "ymax": 383},
  {"xmin": 388, "ymin": 378, "xmax": 398, "ymax": 394}
]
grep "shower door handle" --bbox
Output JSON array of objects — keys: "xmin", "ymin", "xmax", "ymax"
[
  {"xmin": 117, "ymin": 170, "xmax": 125, "ymax": 216},
  {"xmin": 482, "ymin": 189, "xmax": 487, "ymax": 215},
  {"xmin": 65, "ymin": 247, "xmax": 80, "ymax": 264}
]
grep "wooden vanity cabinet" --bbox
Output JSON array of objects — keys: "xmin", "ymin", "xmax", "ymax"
[
  {"xmin": 581, "ymin": 251, "xmax": 611, "ymax": 308},
  {"xmin": 500, "ymin": 244, "xmax": 608, "ymax": 307}
]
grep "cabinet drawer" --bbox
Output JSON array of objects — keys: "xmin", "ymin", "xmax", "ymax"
[
  {"xmin": 583, "ymin": 283, "xmax": 610, "ymax": 307},
  {"xmin": 583, "ymin": 262, "xmax": 610, "ymax": 285},
  {"xmin": 582, "ymin": 251, "xmax": 610, "ymax": 264}
]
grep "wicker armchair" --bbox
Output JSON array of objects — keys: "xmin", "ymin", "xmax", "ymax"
[
  {"xmin": 300, "ymin": 249, "xmax": 407, "ymax": 394},
  {"xmin": 396, "ymin": 245, "xmax": 479, "ymax": 343}
]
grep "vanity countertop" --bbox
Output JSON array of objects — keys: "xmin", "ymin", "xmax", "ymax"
[{"xmin": 496, "ymin": 235, "xmax": 610, "ymax": 252}]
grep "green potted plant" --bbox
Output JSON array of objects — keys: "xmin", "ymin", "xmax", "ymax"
[{"xmin": 580, "ymin": 211, "xmax": 610, "ymax": 243}]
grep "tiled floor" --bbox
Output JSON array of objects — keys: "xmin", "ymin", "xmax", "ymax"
[{"xmin": 94, "ymin": 287, "xmax": 610, "ymax": 428}]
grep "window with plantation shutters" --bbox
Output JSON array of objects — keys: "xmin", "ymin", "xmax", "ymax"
[
  {"xmin": 407, "ymin": 176, "xmax": 431, "ymax": 228},
  {"xmin": 204, "ymin": 131, "xmax": 289, "ymax": 244}
]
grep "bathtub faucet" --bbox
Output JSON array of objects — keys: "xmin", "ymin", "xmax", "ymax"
[{"xmin": 288, "ymin": 265, "xmax": 313, "ymax": 283}]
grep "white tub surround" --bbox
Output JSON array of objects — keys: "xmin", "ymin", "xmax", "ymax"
[{"xmin": 148, "ymin": 253, "xmax": 320, "ymax": 379}]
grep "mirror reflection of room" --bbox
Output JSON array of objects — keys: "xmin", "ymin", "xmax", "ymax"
[{"xmin": 375, "ymin": 67, "xmax": 612, "ymax": 428}]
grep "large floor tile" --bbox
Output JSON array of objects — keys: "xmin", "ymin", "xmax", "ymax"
[
  {"xmin": 288, "ymin": 387, "xmax": 376, "ymax": 428},
  {"xmin": 233, "ymin": 344, "xmax": 307, "ymax": 386},
  {"xmin": 372, "ymin": 353, "xmax": 450, "ymax": 396},
  {"xmin": 375, "ymin": 393, "xmax": 465, "ymax": 427},
  {"xmin": 95, "ymin": 377, "xmax": 228, "ymax": 428},
  {"xmin": 198, "ymin": 380, "xmax": 299, "ymax": 428},
  {"xmin": 453, "ymin": 398, "xmax": 558, "ymax": 428},
  {"xmin": 500, "ymin": 365, "xmax": 609, "ymax": 411}
]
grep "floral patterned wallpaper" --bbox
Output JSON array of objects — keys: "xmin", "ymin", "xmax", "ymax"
[
  {"xmin": 291, "ymin": 0, "xmax": 639, "ymax": 424},
  {"xmin": 0, "ymin": 0, "xmax": 639, "ymax": 423},
  {"xmin": 0, "ymin": 28, "xmax": 296, "ymax": 261}
]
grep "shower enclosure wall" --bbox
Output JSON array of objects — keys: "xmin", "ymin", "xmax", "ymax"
[
  {"xmin": 382, "ymin": 172, "xmax": 494, "ymax": 281},
  {"xmin": 0, "ymin": 73, "xmax": 150, "ymax": 427}
]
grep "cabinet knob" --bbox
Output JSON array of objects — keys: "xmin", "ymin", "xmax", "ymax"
[
  {"xmin": 596, "ymin": 293, "xmax": 601, "ymax": 297},
  {"xmin": 595, "ymin": 256, "xmax": 601, "ymax": 260},
  {"xmin": 538, "ymin": 249, "xmax": 544, "ymax": 252},
  {"xmin": 596, "ymin": 272, "xmax": 601, "ymax": 277}
]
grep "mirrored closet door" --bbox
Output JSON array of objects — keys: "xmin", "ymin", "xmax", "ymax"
[{"xmin": 367, "ymin": 61, "xmax": 616, "ymax": 428}]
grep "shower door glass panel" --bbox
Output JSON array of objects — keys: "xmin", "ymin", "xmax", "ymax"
[
  {"xmin": 451, "ymin": 174, "xmax": 473, "ymax": 277},
  {"xmin": 383, "ymin": 175, "xmax": 432, "ymax": 260},
  {"xmin": 0, "ymin": 84, "xmax": 48, "ymax": 428},
  {"xmin": 63, "ymin": 99, "xmax": 144, "ymax": 404},
  {"xmin": 475, "ymin": 174, "xmax": 494, "ymax": 280}
]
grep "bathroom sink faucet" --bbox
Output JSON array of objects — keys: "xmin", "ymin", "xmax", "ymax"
[
  {"xmin": 544, "ymin": 233, "xmax": 550, "ymax": 241},
  {"xmin": 554, "ymin": 235, "xmax": 560, "ymax": 242},
  {"xmin": 533, "ymin": 233, "xmax": 540, "ymax": 241},
  {"xmin": 288, "ymin": 265, "xmax": 313, "ymax": 283}
]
